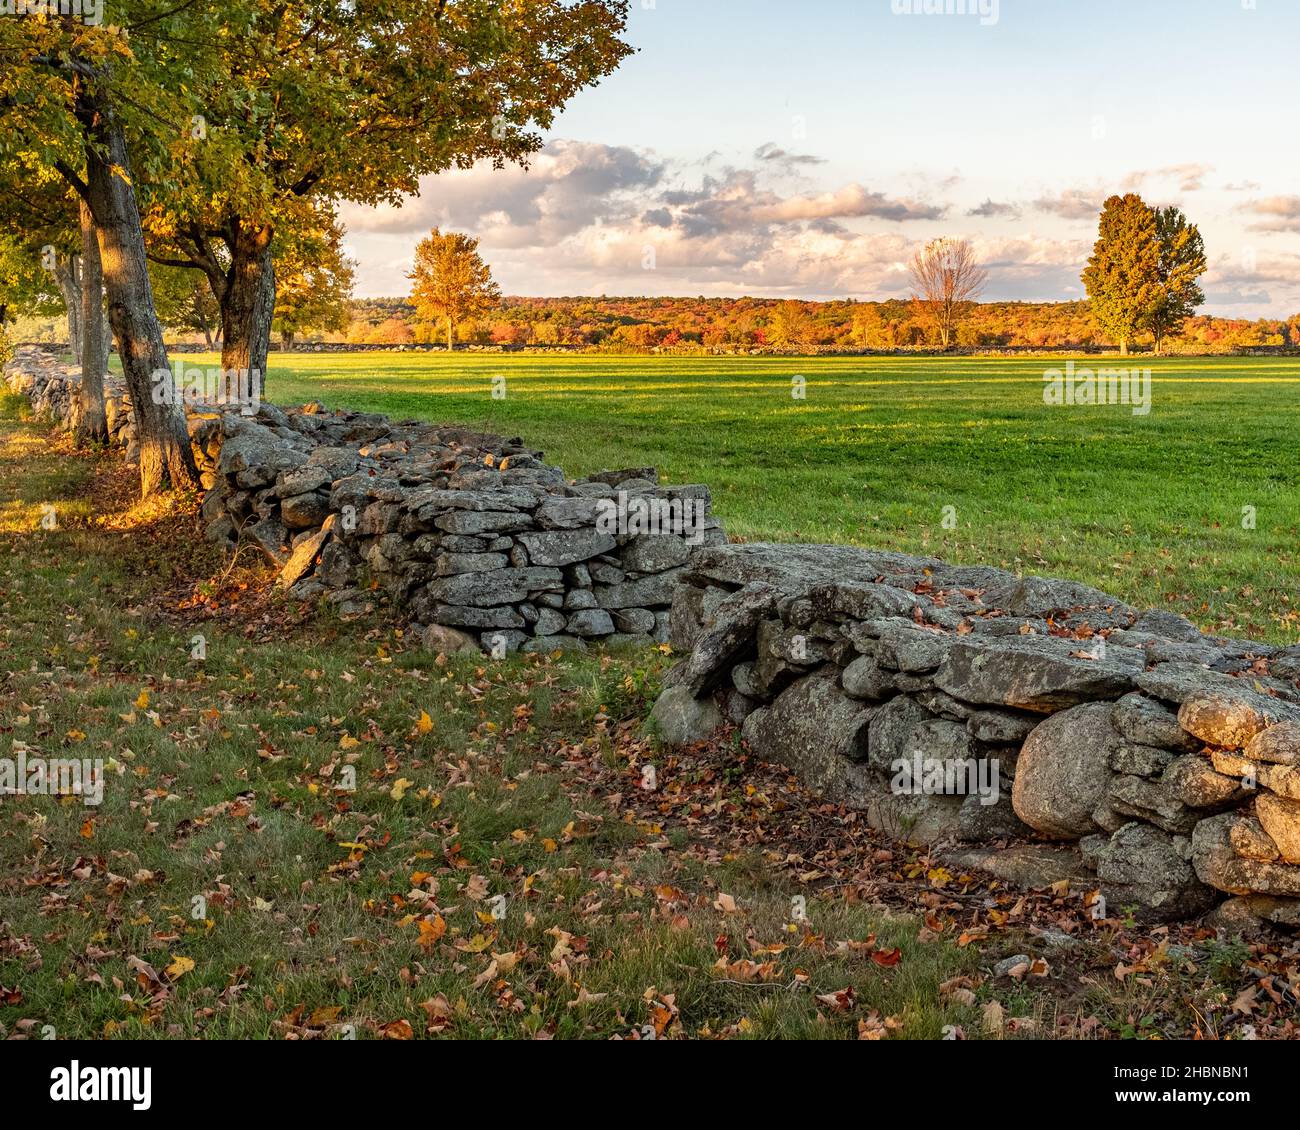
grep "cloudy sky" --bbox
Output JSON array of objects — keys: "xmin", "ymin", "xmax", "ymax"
[{"xmin": 341, "ymin": 0, "xmax": 1300, "ymax": 316}]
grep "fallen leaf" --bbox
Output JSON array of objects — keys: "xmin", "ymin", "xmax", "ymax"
[{"xmin": 164, "ymin": 955, "xmax": 195, "ymax": 980}]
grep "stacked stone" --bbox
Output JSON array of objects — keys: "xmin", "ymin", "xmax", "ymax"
[
  {"xmin": 1186, "ymin": 712, "xmax": 1300, "ymax": 928},
  {"xmin": 652, "ymin": 543, "xmax": 1300, "ymax": 925},
  {"xmin": 5, "ymin": 348, "xmax": 138, "ymax": 453},
  {"xmin": 5, "ymin": 347, "xmax": 724, "ymax": 653}
]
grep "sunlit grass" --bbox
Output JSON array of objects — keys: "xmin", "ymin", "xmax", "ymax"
[{"xmin": 158, "ymin": 350, "xmax": 1300, "ymax": 643}]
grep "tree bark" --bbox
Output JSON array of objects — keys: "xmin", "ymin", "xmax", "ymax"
[
  {"xmin": 55, "ymin": 255, "xmax": 82, "ymax": 363},
  {"xmin": 447, "ymin": 319, "xmax": 454, "ymax": 351},
  {"xmin": 74, "ymin": 199, "xmax": 109, "ymax": 446},
  {"xmin": 220, "ymin": 222, "xmax": 275, "ymax": 392},
  {"xmin": 1119, "ymin": 337, "xmax": 1128, "ymax": 356},
  {"xmin": 76, "ymin": 88, "xmax": 198, "ymax": 496}
]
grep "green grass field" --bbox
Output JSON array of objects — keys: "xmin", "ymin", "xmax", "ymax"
[
  {"xmin": 1, "ymin": 392, "xmax": 1280, "ymax": 1040},
  {"xmin": 232, "ymin": 351, "xmax": 1300, "ymax": 643}
]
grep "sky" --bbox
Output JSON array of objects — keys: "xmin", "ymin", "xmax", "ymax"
[{"xmin": 340, "ymin": 0, "xmax": 1300, "ymax": 316}]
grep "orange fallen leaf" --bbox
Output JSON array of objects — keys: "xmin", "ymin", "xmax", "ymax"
[
  {"xmin": 417, "ymin": 915, "xmax": 447, "ymax": 950},
  {"xmin": 379, "ymin": 1018, "xmax": 414, "ymax": 1040}
]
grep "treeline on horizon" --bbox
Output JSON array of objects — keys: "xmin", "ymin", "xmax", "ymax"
[
  {"xmin": 338, "ymin": 295, "xmax": 1299, "ymax": 354},
  {"xmin": 13, "ymin": 293, "xmax": 1299, "ymax": 356}
]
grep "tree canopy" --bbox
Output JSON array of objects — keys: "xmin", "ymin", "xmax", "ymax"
[{"xmin": 409, "ymin": 228, "xmax": 501, "ymax": 350}]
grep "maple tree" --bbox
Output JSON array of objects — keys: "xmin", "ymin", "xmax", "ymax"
[
  {"xmin": 143, "ymin": 0, "xmax": 634, "ymax": 383},
  {"xmin": 0, "ymin": 5, "xmax": 213, "ymax": 493},
  {"xmin": 408, "ymin": 228, "xmax": 501, "ymax": 350},
  {"xmin": 1082, "ymin": 194, "xmax": 1163, "ymax": 357},
  {"xmin": 1147, "ymin": 205, "xmax": 1207, "ymax": 355},
  {"xmin": 272, "ymin": 211, "xmax": 356, "ymax": 351}
]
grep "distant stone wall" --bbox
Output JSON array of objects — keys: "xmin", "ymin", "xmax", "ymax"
[
  {"xmin": 4, "ymin": 348, "xmax": 725, "ymax": 654},
  {"xmin": 651, "ymin": 543, "xmax": 1300, "ymax": 927}
]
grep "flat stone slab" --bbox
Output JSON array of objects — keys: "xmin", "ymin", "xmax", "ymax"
[
  {"xmin": 684, "ymin": 542, "xmax": 943, "ymax": 594},
  {"xmin": 935, "ymin": 635, "xmax": 1138, "ymax": 712},
  {"xmin": 946, "ymin": 844, "xmax": 1091, "ymax": 889}
]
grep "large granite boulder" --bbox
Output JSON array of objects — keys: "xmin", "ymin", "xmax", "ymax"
[
  {"xmin": 740, "ymin": 669, "xmax": 875, "ymax": 803},
  {"xmin": 1012, "ymin": 702, "xmax": 1121, "ymax": 838}
]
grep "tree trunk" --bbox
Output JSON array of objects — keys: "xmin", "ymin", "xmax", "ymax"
[
  {"xmin": 74, "ymin": 199, "xmax": 109, "ymax": 446},
  {"xmin": 220, "ymin": 222, "xmax": 275, "ymax": 393},
  {"xmin": 283, "ymin": 329, "xmax": 294, "ymax": 352},
  {"xmin": 447, "ymin": 319, "xmax": 454, "ymax": 351},
  {"xmin": 55, "ymin": 256, "xmax": 83, "ymax": 363},
  {"xmin": 1119, "ymin": 337, "xmax": 1128, "ymax": 357},
  {"xmin": 77, "ymin": 89, "xmax": 198, "ymax": 496}
]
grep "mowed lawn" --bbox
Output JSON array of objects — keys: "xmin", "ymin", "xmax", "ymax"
[{"xmin": 196, "ymin": 351, "xmax": 1297, "ymax": 643}]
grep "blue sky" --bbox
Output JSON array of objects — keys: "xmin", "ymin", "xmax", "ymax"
[{"xmin": 343, "ymin": 0, "xmax": 1300, "ymax": 315}]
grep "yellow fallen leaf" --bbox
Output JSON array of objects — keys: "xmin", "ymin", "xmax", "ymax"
[
  {"xmin": 135, "ymin": 690, "xmax": 150, "ymax": 710},
  {"xmin": 390, "ymin": 777, "xmax": 414, "ymax": 801},
  {"xmin": 338, "ymin": 734, "xmax": 360, "ymax": 750},
  {"xmin": 165, "ymin": 955, "xmax": 195, "ymax": 979},
  {"xmin": 416, "ymin": 711, "xmax": 434, "ymax": 734}
]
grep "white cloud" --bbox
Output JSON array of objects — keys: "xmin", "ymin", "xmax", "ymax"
[
  {"xmin": 338, "ymin": 141, "xmax": 1298, "ymax": 314},
  {"xmin": 1240, "ymin": 195, "xmax": 1300, "ymax": 234},
  {"xmin": 1031, "ymin": 188, "xmax": 1105, "ymax": 221},
  {"xmin": 1123, "ymin": 163, "xmax": 1214, "ymax": 193}
]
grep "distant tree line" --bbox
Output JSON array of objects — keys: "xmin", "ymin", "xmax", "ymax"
[{"xmin": 324, "ymin": 294, "xmax": 1298, "ymax": 355}]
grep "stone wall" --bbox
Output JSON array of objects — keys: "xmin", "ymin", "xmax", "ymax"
[
  {"xmin": 11, "ymin": 348, "xmax": 1300, "ymax": 927},
  {"xmin": 3, "ymin": 348, "xmax": 725, "ymax": 654},
  {"xmin": 650, "ymin": 543, "xmax": 1300, "ymax": 927}
]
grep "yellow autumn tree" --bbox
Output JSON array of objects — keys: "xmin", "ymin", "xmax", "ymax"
[{"xmin": 408, "ymin": 229, "xmax": 501, "ymax": 350}]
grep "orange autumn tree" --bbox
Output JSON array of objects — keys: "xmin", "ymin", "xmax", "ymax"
[{"xmin": 408, "ymin": 229, "xmax": 501, "ymax": 350}]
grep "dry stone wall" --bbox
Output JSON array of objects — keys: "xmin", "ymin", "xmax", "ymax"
[
  {"xmin": 4, "ymin": 348, "xmax": 725, "ymax": 654},
  {"xmin": 10, "ymin": 348, "xmax": 1300, "ymax": 928},
  {"xmin": 650, "ymin": 543, "xmax": 1300, "ymax": 927}
]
